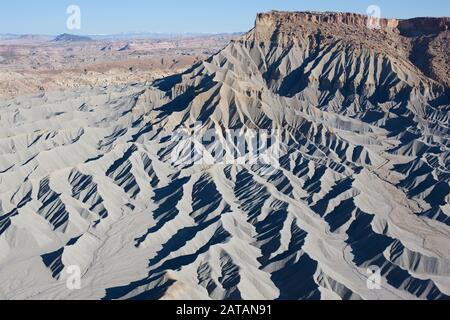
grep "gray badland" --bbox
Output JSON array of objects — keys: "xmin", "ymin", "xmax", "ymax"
[{"xmin": 0, "ymin": 11, "xmax": 449, "ymax": 300}]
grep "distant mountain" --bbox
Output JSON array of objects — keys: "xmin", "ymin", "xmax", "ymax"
[
  {"xmin": 18, "ymin": 35, "xmax": 53, "ymax": 41},
  {"xmin": 54, "ymin": 33, "xmax": 93, "ymax": 42},
  {"xmin": 0, "ymin": 34, "xmax": 21, "ymax": 40},
  {"xmin": 0, "ymin": 34, "xmax": 52, "ymax": 41},
  {"xmin": 1, "ymin": 32, "xmax": 243, "ymax": 42},
  {"xmin": 89, "ymin": 32, "xmax": 244, "ymax": 40}
]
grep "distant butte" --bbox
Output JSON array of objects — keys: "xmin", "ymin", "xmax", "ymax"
[{"xmin": 54, "ymin": 33, "xmax": 93, "ymax": 42}]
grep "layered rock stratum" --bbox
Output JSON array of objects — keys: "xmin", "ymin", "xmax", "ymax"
[{"xmin": 0, "ymin": 11, "xmax": 449, "ymax": 300}]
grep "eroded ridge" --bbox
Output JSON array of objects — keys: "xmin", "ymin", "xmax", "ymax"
[{"xmin": 0, "ymin": 11, "xmax": 449, "ymax": 300}]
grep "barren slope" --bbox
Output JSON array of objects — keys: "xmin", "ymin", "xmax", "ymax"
[{"xmin": 0, "ymin": 11, "xmax": 449, "ymax": 300}]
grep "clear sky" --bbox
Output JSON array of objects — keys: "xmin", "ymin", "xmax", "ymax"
[{"xmin": 1, "ymin": 0, "xmax": 449, "ymax": 35}]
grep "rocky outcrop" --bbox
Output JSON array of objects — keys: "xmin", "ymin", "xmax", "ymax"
[
  {"xmin": 252, "ymin": 11, "xmax": 449, "ymax": 86},
  {"xmin": 398, "ymin": 17, "xmax": 450, "ymax": 37},
  {"xmin": 256, "ymin": 11, "xmax": 400, "ymax": 34},
  {"xmin": 54, "ymin": 33, "xmax": 92, "ymax": 42}
]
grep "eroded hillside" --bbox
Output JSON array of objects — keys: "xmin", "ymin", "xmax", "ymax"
[{"xmin": 0, "ymin": 11, "xmax": 449, "ymax": 300}]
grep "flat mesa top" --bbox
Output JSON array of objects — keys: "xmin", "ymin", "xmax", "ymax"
[
  {"xmin": 256, "ymin": 11, "xmax": 449, "ymax": 33},
  {"xmin": 258, "ymin": 10, "xmax": 450, "ymax": 22},
  {"xmin": 247, "ymin": 10, "xmax": 449, "ymax": 86}
]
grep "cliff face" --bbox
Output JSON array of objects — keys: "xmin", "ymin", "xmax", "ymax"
[
  {"xmin": 251, "ymin": 11, "xmax": 449, "ymax": 86},
  {"xmin": 255, "ymin": 11, "xmax": 400, "ymax": 33},
  {"xmin": 255, "ymin": 11, "xmax": 449, "ymax": 37}
]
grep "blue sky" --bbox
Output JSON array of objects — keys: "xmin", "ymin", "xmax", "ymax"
[{"xmin": 1, "ymin": 0, "xmax": 449, "ymax": 35}]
